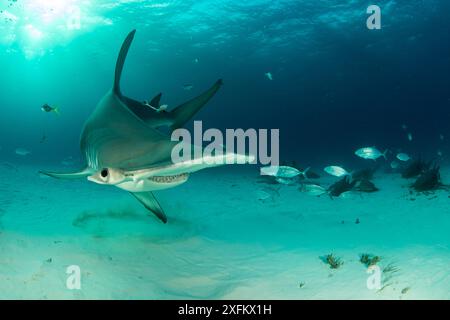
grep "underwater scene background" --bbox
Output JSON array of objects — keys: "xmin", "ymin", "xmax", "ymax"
[{"xmin": 0, "ymin": 0, "xmax": 449, "ymax": 299}]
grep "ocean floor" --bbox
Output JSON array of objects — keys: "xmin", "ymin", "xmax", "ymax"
[{"xmin": 0, "ymin": 164, "xmax": 449, "ymax": 299}]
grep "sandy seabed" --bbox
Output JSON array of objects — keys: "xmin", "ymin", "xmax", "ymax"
[{"xmin": 0, "ymin": 164, "xmax": 449, "ymax": 299}]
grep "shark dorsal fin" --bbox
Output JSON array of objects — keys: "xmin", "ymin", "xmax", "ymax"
[
  {"xmin": 114, "ymin": 29, "xmax": 136, "ymax": 96},
  {"xmin": 150, "ymin": 93, "xmax": 162, "ymax": 108}
]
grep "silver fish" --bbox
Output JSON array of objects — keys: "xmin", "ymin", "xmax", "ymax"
[
  {"xmin": 354, "ymin": 147, "xmax": 387, "ymax": 160},
  {"xmin": 324, "ymin": 166, "xmax": 349, "ymax": 177},
  {"xmin": 339, "ymin": 191, "xmax": 361, "ymax": 199},
  {"xmin": 390, "ymin": 161, "xmax": 399, "ymax": 169},
  {"xmin": 396, "ymin": 153, "xmax": 410, "ymax": 162},
  {"xmin": 260, "ymin": 165, "xmax": 309, "ymax": 179},
  {"xmin": 299, "ymin": 184, "xmax": 327, "ymax": 196},
  {"xmin": 256, "ymin": 187, "xmax": 280, "ymax": 202},
  {"xmin": 15, "ymin": 148, "xmax": 31, "ymax": 156},
  {"xmin": 275, "ymin": 177, "xmax": 296, "ymax": 185},
  {"xmin": 407, "ymin": 133, "xmax": 413, "ymax": 141}
]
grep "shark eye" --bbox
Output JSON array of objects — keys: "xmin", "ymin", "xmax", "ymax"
[{"xmin": 101, "ymin": 169, "xmax": 109, "ymax": 178}]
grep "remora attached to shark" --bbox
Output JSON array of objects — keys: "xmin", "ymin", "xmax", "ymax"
[{"xmin": 41, "ymin": 30, "xmax": 252, "ymax": 223}]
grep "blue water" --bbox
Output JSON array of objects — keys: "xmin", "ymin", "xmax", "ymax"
[
  {"xmin": 1, "ymin": 0, "xmax": 449, "ymax": 163},
  {"xmin": 0, "ymin": 0, "xmax": 449, "ymax": 299}
]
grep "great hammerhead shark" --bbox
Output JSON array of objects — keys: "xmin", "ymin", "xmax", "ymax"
[{"xmin": 40, "ymin": 30, "xmax": 251, "ymax": 223}]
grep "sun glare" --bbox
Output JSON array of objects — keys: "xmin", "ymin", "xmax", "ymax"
[
  {"xmin": 24, "ymin": 0, "xmax": 81, "ymax": 27},
  {"xmin": 24, "ymin": 24, "xmax": 44, "ymax": 41},
  {"xmin": 0, "ymin": 0, "xmax": 110, "ymax": 58}
]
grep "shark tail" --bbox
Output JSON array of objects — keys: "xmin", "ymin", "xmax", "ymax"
[{"xmin": 170, "ymin": 79, "xmax": 223, "ymax": 131}]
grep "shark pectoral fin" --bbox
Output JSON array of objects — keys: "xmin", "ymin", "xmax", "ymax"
[
  {"xmin": 170, "ymin": 79, "xmax": 223, "ymax": 130},
  {"xmin": 131, "ymin": 192, "xmax": 167, "ymax": 224},
  {"xmin": 39, "ymin": 168, "xmax": 93, "ymax": 180}
]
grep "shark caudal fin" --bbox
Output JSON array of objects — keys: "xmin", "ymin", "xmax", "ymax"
[
  {"xmin": 113, "ymin": 29, "xmax": 136, "ymax": 96},
  {"xmin": 170, "ymin": 79, "xmax": 223, "ymax": 131},
  {"xmin": 131, "ymin": 192, "xmax": 167, "ymax": 224},
  {"xmin": 39, "ymin": 168, "xmax": 94, "ymax": 179}
]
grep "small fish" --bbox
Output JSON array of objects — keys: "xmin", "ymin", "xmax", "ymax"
[
  {"xmin": 439, "ymin": 134, "xmax": 444, "ymax": 141},
  {"xmin": 299, "ymin": 184, "xmax": 327, "ymax": 196},
  {"xmin": 324, "ymin": 166, "xmax": 350, "ymax": 177},
  {"xmin": 41, "ymin": 103, "xmax": 59, "ymax": 114},
  {"xmin": 355, "ymin": 147, "xmax": 387, "ymax": 160},
  {"xmin": 15, "ymin": 148, "xmax": 31, "ymax": 156},
  {"xmin": 275, "ymin": 177, "xmax": 296, "ymax": 185},
  {"xmin": 143, "ymin": 101, "xmax": 168, "ymax": 113},
  {"xmin": 183, "ymin": 84, "xmax": 194, "ymax": 91},
  {"xmin": 260, "ymin": 165, "xmax": 282, "ymax": 176},
  {"xmin": 264, "ymin": 72, "xmax": 273, "ymax": 81},
  {"xmin": 260, "ymin": 166, "xmax": 309, "ymax": 179},
  {"xmin": 256, "ymin": 190, "xmax": 272, "ymax": 201},
  {"xmin": 193, "ymin": 58, "xmax": 199, "ymax": 64},
  {"xmin": 437, "ymin": 150, "xmax": 443, "ymax": 157},
  {"xmin": 260, "ymin": 165, "xmax": 299, "ymax": 178},
  {"xmin": 396, "ymin": 153, "xmax": 410, "ymax": 162},
  {"xmin": 407, "ymin": 133, "xmax": 413, "ymax": 141},
  {"xmin": 401, "ymin": 124, "xmax": 408, "ymax": 130},
  {"xmin": 256, "ymin": 187, "xmax": 279, "ymax": 202},
  {"xmin": 390, "ymin": 161, "xmax": 399, "ymax": 169},
  {"xmin": 157, "ymin": 104, "xmax": 168, "ymax": 113},
  {"xmin": 339, "ymin": 191, "xmax": 361, "ymax": 199}
]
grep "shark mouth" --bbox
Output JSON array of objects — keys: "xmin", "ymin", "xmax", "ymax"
[{"xmin": 148, "ymin": 173, "xmax": 189, "ymax": 184}]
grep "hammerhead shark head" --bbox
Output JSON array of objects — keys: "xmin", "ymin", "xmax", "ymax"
[{"xmin": 40, "ymin": 30, "xmax": 251, "ymax": 223}]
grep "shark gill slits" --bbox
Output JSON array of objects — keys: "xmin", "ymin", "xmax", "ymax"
[{"xmin": 149, "ymin": 173, "xmax": 188, "ymax": 183}]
